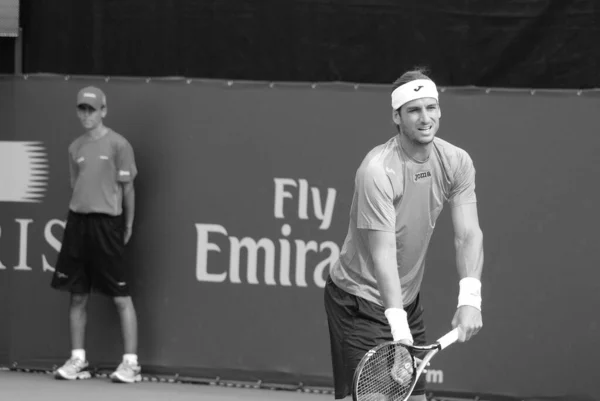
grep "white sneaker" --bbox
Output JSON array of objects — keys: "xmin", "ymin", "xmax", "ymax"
[
  {"xmin": 54, "ymin": 358, "xmax": 92, "ymax": 380},
  {"xmin": 110, "ymin": 361, "xmax": 142, "ymax": 383}
]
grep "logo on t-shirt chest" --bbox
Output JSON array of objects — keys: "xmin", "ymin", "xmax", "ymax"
[{"xmin": 413, "ymin": 171, "xmax": 432, "ymax": 182}]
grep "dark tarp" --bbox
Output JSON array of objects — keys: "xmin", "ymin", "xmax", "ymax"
[{"xmin": 19, "ymin": 0, "xmax": 600, "ymax": 88}]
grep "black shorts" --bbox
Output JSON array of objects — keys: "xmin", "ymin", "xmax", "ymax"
[
  {"xmin": 51, "ymin": 211, "xmax": 131, "ymax": 297},
  {"xmin": 324, "ymin": 275, "xmax": 427, "ymax": 399}
]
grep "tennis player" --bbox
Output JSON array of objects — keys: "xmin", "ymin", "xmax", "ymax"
[
  {"xmin": 324, "ymin": 68, "xmax": 484, "ymax": 400},
  {"xmin": 50, "ymin": 86, "xmax": 141, "ymax": 383}
]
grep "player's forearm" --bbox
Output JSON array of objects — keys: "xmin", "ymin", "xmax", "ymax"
[
  {"xmin": 366, "ymin": 230, "xmax": 403, "ymax": 308},
  {"xmin": 123, "ymin": 184, "xmax": 135, "ymax": 228},
  {"xmin": 454, "ymin": 228, "xmax": 484, "ymax": 280},
  {"xmin": 372, "ymin": 254, "xmax": 403, "ymax": 309},
  {"xmin": 372, "ymin": 248, "xmax": 412, "ymax": 342},
  {"xmin": 366, "ymin": 230, "xmax": 411, "ymax": 341}
]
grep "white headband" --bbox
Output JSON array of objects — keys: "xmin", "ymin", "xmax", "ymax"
[{"xmin": 391, "ymin": 79, "xmax": 439, "ymax": 110}]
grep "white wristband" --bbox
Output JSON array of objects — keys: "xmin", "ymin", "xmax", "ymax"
[
  {"xmin": 384, "ymin": 308, "xmax": 413, "ymax": 343},
  {"xmin": 457, "ymin": 277, "xmax": 482, "ymax": 311}
]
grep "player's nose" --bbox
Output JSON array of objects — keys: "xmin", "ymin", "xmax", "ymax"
[{"xmin": 419, "ymin": 112, "xmax": 432, "ymax": 124}]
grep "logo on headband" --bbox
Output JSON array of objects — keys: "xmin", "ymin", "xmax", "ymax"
[{"xmin": 391, "ymin": 79, "xmax": 439, "ymax": 110}]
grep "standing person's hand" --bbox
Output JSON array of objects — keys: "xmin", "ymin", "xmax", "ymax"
[{"xmin": 124, "ymin": 225, "xmax": 133, "ymax": 244}]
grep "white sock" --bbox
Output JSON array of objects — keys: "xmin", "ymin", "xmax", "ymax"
[
  {"xmin": 71, "ymin": 349, "xmax": 86, "ymax": 361},
  {"xmin": 123, "ymin": 354, "xmax": 138, "ymax": 365}
]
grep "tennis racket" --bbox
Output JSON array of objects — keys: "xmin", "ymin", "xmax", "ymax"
[{"xmin": 352, "ymin": 328, "xmax": 460, "ymax": 401}]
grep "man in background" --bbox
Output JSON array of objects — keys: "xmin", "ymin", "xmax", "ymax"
[{"xmin": 51, "ymin": 86, "xmax": 141, "ymax": 384}]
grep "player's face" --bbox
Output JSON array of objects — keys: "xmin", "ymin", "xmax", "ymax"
[
  {"xmin": 394, "ymin": 98, "xmax": 441, "ymax": 145},
  {"xmin": 76, "ymin": 105, "xmax": 105, "ymax": 130}
]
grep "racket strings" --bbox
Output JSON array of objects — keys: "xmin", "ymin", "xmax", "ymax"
[{"xmin": 355, "ymin": 344, "xmax": 414, "ymax": 401}]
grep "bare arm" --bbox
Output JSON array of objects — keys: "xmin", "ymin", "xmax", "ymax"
[
  {"xmin": 451, "ymin": 202, "xmax": 483, "ymax": 280},
  {"xmin": 122, "ymin": 182, "xmax": 135, "ymax": 243},
  {"xmin": 366, "ymin": 230, "xmax": 403, "ymax": 309},
  {"xmin": 354, "ymin": 162, "xmax": 410, "ymax": 341},
  {"xmin": 122, "ymin": 182, "xmax": 135, "ymax": 227},
  {"xmin": 366, "ymin": 229, "xmax": 413, "ymax": 343},
  {"xmin": 451, "ymin": 202, "xmax": 484, "ymax": 341}
]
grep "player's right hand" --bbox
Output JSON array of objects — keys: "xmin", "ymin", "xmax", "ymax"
[
  {"xmin": 391, "ymin": 347, "xmax": 413, "ymax": 384},
  {"xmin": 396, "ymin": 337, "xmax": 413, "ymax": 346}
]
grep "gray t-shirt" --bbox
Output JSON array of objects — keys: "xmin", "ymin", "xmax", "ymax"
[
  {"xmin": 68, "ymin": 129, "xmax": 137, "ymax": 216},
  {"xmin": 329, "ymin": 135, "xmax": 477, "ymax": 306}
]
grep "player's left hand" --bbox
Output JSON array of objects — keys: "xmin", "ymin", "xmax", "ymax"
[
  {"xmin": 451, "ymin": 306, "xmax": 482, "ymax": 342},
  {"xmin": 124, "ymin": 226, "xmax": 133, "ymax": 244}
]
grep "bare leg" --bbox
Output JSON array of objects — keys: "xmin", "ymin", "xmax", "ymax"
[
  {"xmin": 110, "ymin": 296, "xmax": 142, "ymax": 383},
  {"xmin": 113, "ymin": 296, "xmax": 138, "ymax": 354},
  {"xmin": 54, "ymin": 293, "xmax": 92, "ymax": 380},
  {"xmin": 69, "ymin": 294, "xmax": 89, "ymax": 351}
]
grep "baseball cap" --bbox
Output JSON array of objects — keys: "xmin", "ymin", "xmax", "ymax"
[{"xmin": 77, "ymin": 86, "xmax": 106, "ymax": 110}]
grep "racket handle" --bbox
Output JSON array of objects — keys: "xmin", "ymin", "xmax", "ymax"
[{"xmin": 437, "ymin": 328, "xmax": 460, "ymax": 349}]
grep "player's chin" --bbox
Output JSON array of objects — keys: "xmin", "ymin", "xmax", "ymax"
[
  {"xmin": 417, "ymin": 135, "xmax": 436, "ymax": 145},
  {"xmin": 415, "ymin": 129, "xmax": 437, "ymax": 144}
]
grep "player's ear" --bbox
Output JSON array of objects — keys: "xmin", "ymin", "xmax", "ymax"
[
  {"xmin": 392, "ymin": 109, "xmax": 401, "ymax": 125},
  {"xmin": 101, "ymin": 106, "xmax": 107, "ymax": 118}
]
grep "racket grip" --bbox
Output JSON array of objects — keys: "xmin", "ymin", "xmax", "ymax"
[{"xmin": 437, "ymin": 328, "xmax": 460, "ymax": 349}]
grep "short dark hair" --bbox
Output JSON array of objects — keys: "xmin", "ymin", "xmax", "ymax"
[{"xmin": 392, "ymin": 67, "xmax": 432, "ymax": 92}]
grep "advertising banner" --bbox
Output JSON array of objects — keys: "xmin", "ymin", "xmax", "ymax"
[
  {"xmin": 1, "ymin": 76, "xmax": 599, "ymax": 398},
  {"xmin": 0, "ymin": 78, "xmax": 15, "ymax": 366}
]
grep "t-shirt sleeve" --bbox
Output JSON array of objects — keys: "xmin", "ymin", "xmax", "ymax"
[
  {"xmin": 356, "ymin": 163, "xmax": 396, "ymax": 232},
  {"xmin": 449, "ymin": 149, "xmax": 477, "ymax": 207},
  {"xmin": 68, "ymin": 145, "xmax": 78, "ymax": 189},
  {"xmin": 115, "ymin": 139, "xmax": 137, "ymax": 183}
]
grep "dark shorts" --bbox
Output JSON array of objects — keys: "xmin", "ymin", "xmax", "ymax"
[
  {"xmin": 324, "ymin": 275, "xmax": 427, "ymax": 399},
  {"xmin": 51, "ymin": 211, "xmax": 131, "ymax": 297}
]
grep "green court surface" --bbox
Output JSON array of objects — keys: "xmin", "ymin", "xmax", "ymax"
[{"xmin": 0, "ymin": 370, "xmax": 332, "ymax": 401}]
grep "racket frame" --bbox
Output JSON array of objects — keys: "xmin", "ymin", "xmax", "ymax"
[{"xmin": 352, "ymin": 328, "xmax": 459, "ymax": 401}]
